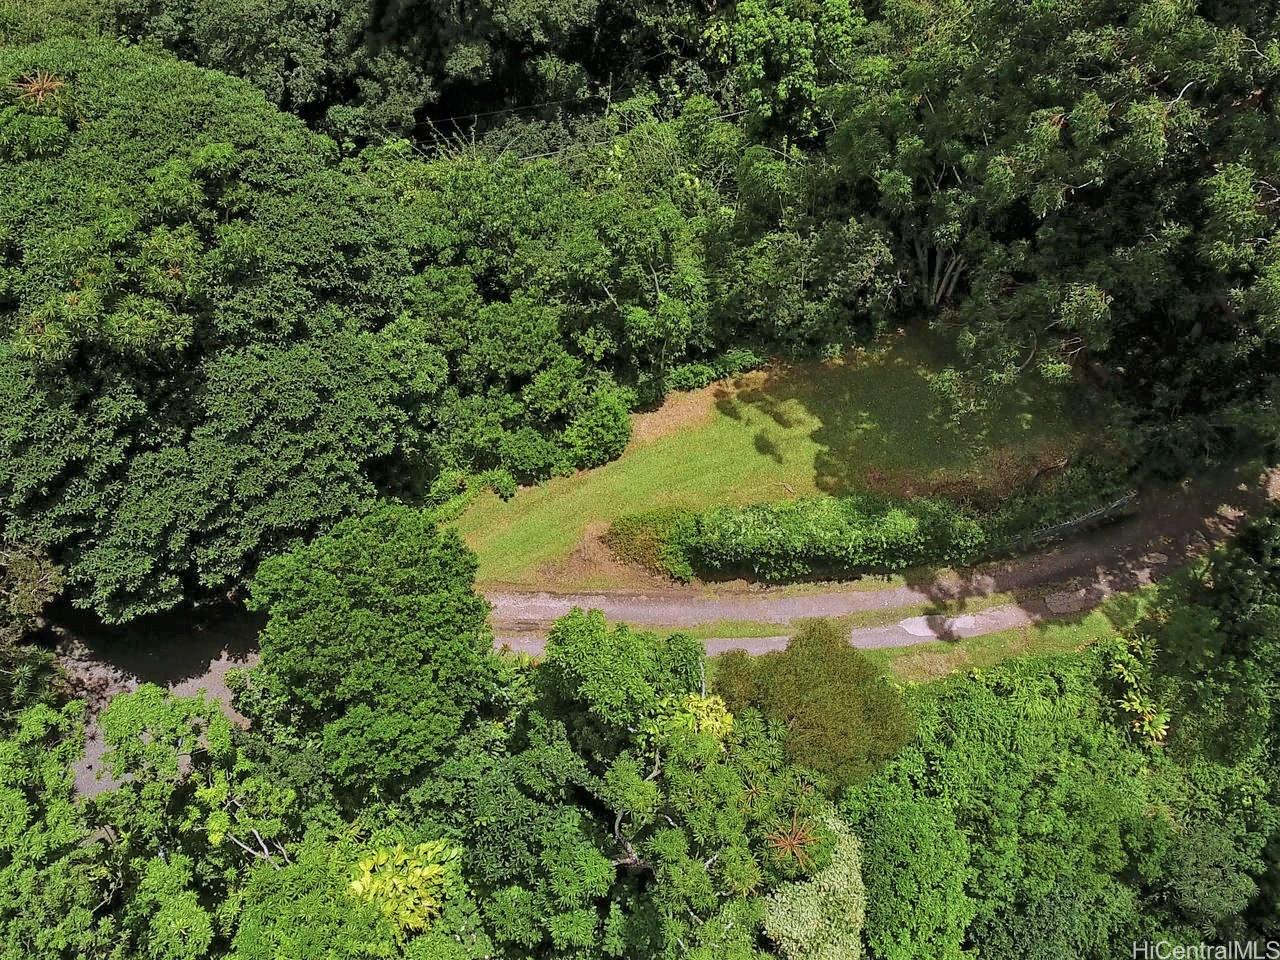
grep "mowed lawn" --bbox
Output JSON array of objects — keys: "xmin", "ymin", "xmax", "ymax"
[{"xmin": 456, "ymin": 338, "xmax": 1094, "ymax": 588}]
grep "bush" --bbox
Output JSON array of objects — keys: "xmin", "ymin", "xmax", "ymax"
[
  {"xmin": 713, "ymin": 620, "xmax": 915, "ymax": 791},
  {"xmin": 561, "ymin": 384, "xmax": 634, "ymax": 470},
  {"xmin": 607, "ymin": 461, "xmax": 1142, "ymax": 584},
  {"xmin": 608, "ymin": 493, "xmax": 987, "ymax": 582},
  {"xmin": 664, "ymin": 347, "xmax": 767, "ymax": 392},
  {"xmin": 693, "ymin": 494, "xmax": 986, "ymax": 581},
  {"xmin": 602, "ymin": 507, "xmax": 698, "ymax": 581}
]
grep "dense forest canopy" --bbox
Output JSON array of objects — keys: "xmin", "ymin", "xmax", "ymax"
[
  {"xmin": 2, "ymin": 0, "xmax": 1279, "ymax": 618},
  {"xmin": 2, "ymin": 0, "xmax": 1280, "ymax": 956}
]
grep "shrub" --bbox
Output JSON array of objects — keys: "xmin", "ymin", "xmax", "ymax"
[
  {"xmin": 713, "ymin": 620, "xmax": 915, "ymax": 791},
  {"xmin": 608, "ymin": 493, "xmax": 987, "ymax": 582},
  {"xmin": 560, "ymin": 384, "xmax": 634, "ymax": 470},
  {"xmin": 602, "ymin": 507, "xmax": 698, "ymax": 581},
  {"xmin": 607, "ymin": 464, "xmax": 1141, "ymax": 584},
  {"xmin": 665, "ymin": 347, "xmax": 766, "ymax": 392},
  {"xmin": 693, "ymin": 494, "xmax": 986, "ymax": 581}
]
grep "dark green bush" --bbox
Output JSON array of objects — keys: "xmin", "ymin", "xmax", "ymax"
[
  {"xmin": 712, "ymin": 619, "xmax": 915, "ymax": 791},
  {"xmin": 692, "ymin": 494, "xmax": 986, "ymax": 580},
  {"xmin": 607, "ymin": 494, "xmax": 983, "ymax": 582},
  {"xmin": 607, "ymin": 463, "xmax": 1140, "ymax": 584},
  {"xmin": 664, "ymin": 347, "xmax": 766, "ymax": 392}
]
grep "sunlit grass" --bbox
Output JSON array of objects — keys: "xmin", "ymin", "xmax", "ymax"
[{"xmin": 457, "ymin": 338, "xmax": 1093, "ymax": 588}]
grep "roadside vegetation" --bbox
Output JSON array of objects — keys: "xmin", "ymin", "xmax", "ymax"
[{"xmin": 866, "ymin": 589, "xmax": 1156, "ymax": 683}]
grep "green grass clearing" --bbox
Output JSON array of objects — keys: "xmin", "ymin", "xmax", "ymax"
[{"xmin": 457, "ymin": 337, "xmax": 1096, "ymax": 588}]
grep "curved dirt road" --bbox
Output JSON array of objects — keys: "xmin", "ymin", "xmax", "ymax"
[
  {"xmin": 490, "ymin": 465, "xmax": 1279, "ymax": 653},
  {"xmin": 60, "ymin": 464, "xmax": 1277, "ymax": 793}
]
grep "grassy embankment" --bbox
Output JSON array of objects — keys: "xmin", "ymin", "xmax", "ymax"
[{"xmin": 457, "ymin": 338, "xmax": 1097, "ymax": 590}]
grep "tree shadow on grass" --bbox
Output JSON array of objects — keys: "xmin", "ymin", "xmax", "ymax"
[{"xmin": 715, "ymin": 344, "xmax": 1077, "ymax": 499}]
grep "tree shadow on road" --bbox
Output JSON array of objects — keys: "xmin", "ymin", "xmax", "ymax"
[
  {"xmin": 54, "ymin": 604, "xmax": 263, "ymax": 712},
  {"xmin": 894, "ymin": 461, "xmax": 1275, "ymax": 650}
]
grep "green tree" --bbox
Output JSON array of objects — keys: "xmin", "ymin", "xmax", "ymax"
[
  {"xmin": 715, "ymin": 619, "xmax": 914, "ymax": 791},
  {"xmin": 841, "ymin": 789, "xmax": 973, "ymax": 960},
  {"xmin": 0, "ymin": 703, "xmax": 113, "ymax": 960},
  {"xmin": 443, "ymin": 609, "xmax": 852, "ymax": 959},
  {"xmin": 243, "ymin": 505, "xmax": 497, "ymax": 804},
  {"xmin": 811, "ymin": 0, "xmax": 1280, "ymax": 450},
  {"xmin": 763, "ymin": 815, "xmax": 866, "ymax": 960},
  {"xmin": 0, "ymin": 542, "xmax": 62, "ymax": 729},
  {"xmin": 0, "ymin": 37, "xmax": 434, "ymax": 622}
]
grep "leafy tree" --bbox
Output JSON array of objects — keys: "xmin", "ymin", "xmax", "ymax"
[
  {"xmin": 0, "ymin": 37, "xmax": 433, "ymax": 622},
  {"xmin": 708, "ymin": 0, "xmax": 860, "ymax": 138},
  {"xmin": 1111, "ymin": 510, "xmax": 1280, "ymax": 940},
  {"xmin": 841, "ymin": 642, "xmax": 1279, "ymax": 958},
  {"xmin": 0, "ymin": 541, "xmax": 62, "ymax": 729},
  {"xmin": 841, "ymin": 789, "xmax": 974, "ymax": 960},
  {"xmin": 228, "ymin": 839, "xmax": 401, "ymax": 960},
  {"xmin": 1, "ymin": 2, "xmax": 89, "ymax": 46},
  {"xmin": 102, "ymin": 0, "xmax": 715, "ymax": 144},
  {"xmin": 808, "ymin": 0, "xmax": 1280, "ymax": 448},
  {"xmin": 0, "ymin": 702, "xmax": 113, "ymax": 960},
  {"xmin": 105, "ymin": 0, "xmax": 434, "ymax": 143},
  {"xmin": 0, "ymin": 40, "xmax": 755, "ymax": 623},
  {"xmin": 433, "ymin": 609, "xmax": 854, "ymax": 959},
  {"xmin": 538, "ymin": 608, "xmax": 703, "ymax": 759},
  {"xmin": 243, "ymin": 505, "xmax": 497, "ymax": 805}
]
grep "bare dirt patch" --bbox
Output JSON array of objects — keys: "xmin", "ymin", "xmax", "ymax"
[
  {"xmin": 627, "ymin": 384, "xmax": 718, "ymax": 447},
  {"xmin": 529, "ymin": 520, "xmax": 678, "ymax": 593}
]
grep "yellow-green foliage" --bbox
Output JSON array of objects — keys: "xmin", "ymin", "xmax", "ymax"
[
  {"xmin": 651, "ymin": 692, "xmax": 735, "ymax": 743},
  {"xmin": 764, "ymin": 816, "xmax": 866, "ymax": 960},
  {"xmin": 347, "ymin": 841, "xmax": 462, "ymax": 936}
]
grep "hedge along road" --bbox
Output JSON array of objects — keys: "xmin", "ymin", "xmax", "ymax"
[
  {"xmin": 59, "ymin": 463, "xmax": 1278, "ymax": 793},
  {"xmin": 487, "ymin": 463, "xmax": 1280, "ymax": 650}
]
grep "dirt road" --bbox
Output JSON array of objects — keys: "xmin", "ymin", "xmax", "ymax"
[
  {"xmin": 490, "ymin": 465, "xmax": 1278, "ymax": 650},
  {"xmin": 59, "ymin": 464, "xmax": 1278, "ymax": 793}
]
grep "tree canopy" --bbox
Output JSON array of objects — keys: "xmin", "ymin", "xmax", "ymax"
[{"xmin": 4, "ymin": 2, "xmax": 1280, "ymax": 958}]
